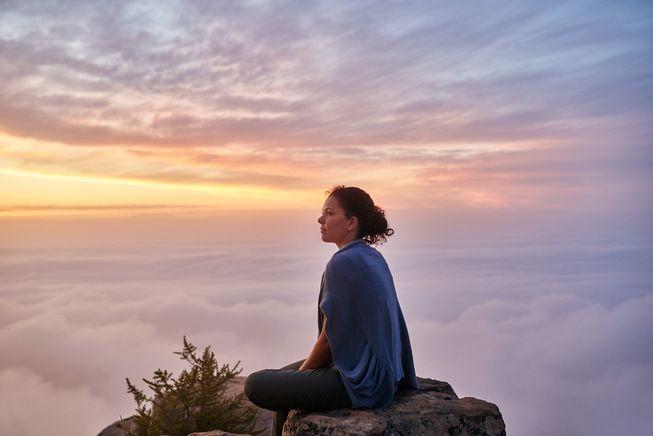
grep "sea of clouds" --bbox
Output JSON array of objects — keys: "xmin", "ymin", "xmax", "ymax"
[{"xmin": 1, "ymin": 210, "xmax": 651, "ymax": 435}]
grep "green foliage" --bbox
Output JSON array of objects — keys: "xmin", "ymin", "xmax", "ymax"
[{"xmin": 122, "ymin": 336, "xmax": 265, "ymax": 436}]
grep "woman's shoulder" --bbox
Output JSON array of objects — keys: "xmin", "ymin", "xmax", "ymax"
[
  {"xmin": 330, "ymin": 242, "xmax": 386, "ymax": 273},
  {"xmin": 329, "ymin": 248, "xmax": 362, "ymax": 270}
]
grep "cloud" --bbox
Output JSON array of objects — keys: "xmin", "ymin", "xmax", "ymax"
[
  {"xmin": 1, "ymin": 213, "xmax": 652, "ymax": 434},
  {"xmin": 410, "ymin": 293, "xmax": 653, "ymax": 435},
  {"xmin": 0, "ymin": 0, "xmax": 650, "ymax": 149},
  {"xmin": 0, "ymin": 366, "xmax": 114, "ymax": 436},
  {"xmin": 1, "ymin": 268, "xmax": 651, "ymax": 435},
  {"xmin": 0, "ymin": 0, "xmax": 651, "ymax": 215}
]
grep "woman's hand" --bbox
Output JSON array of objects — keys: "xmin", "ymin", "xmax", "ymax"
[{"xmin": 299, "ymin": 317, "xmax": 332, "ymax": 371}]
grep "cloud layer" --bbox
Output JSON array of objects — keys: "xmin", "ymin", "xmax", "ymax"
[{"xmin": 0, "ymin": 212, "xmax": 651, "ymax": 435}]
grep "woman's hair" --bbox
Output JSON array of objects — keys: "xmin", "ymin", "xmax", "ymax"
[{"xmin": 325, "ymin": 185, "xmax": 394, "ymax": 245}]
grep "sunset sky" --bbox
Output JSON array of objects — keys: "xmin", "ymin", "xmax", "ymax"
[{"xmin": 1, "ymin": 0, "xmax": 651, "ymax": 216}]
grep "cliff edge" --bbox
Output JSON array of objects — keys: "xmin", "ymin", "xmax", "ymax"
[{"xmin": 99, "ymin": 376, "xmax": 505, "ymax": 435}]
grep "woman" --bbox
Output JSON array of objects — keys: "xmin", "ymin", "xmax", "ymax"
[{"xmin": 244, "ymin": 185, "xmax": 418, "ymax": 435}]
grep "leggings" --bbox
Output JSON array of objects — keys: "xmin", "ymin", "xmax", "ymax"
[{"xmin": 244, "ymin": 358, "xmax": 353, "ymax": 436}]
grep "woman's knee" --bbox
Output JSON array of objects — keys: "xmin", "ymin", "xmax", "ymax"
[
  {"xmin": 244, "ymin": 369, "xmax": 272, "ymax": 405},
  {"xmin": 244, "ymin": 371, "xmax": 260, "ymax": 402}
]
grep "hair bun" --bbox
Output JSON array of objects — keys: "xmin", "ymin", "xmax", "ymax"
[{"xmin": 326, "ymin": 185, "xmax": 394, "ymax": 245}]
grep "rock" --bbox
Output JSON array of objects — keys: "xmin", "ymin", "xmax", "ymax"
[
  {"xmin": 188, "ymin": 431, "xmax": 250, "ymax": 436},
  {"xmin": 282, "ymin": 377, "xmax": 506, "ymax": 435},
  {"xmin": 100, "ymin": 376, "xmax": 505, "ymax": 436},
  {"xmin": 97, "ymin": 416, "xmax": 136, "ymax": 436}
]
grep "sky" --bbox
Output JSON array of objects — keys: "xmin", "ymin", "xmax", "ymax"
[
  {"xmin": 0, "ymin": 0, "xmax": 651, "ymax": 217},
  {"xmin": 0, "ymin": 1, "xmax": 652, "ymax": 435}
]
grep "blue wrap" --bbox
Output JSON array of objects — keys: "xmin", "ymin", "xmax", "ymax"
[{"xmin": 318, "ymin": 238, "xmax": 419, "ymax": 409}]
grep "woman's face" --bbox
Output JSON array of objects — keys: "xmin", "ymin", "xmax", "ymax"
[{"xmin": 318, "ymin": 195, "xmax": 359, "ymax": 247}]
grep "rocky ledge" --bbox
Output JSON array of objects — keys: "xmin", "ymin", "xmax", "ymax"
[
  {"xmin": 99, "ymin": 376, "xmax": 505, "ymax": 435},
  {"xmin": 283, "ymin": 377, "xmax": 505, "ymax": 435}
]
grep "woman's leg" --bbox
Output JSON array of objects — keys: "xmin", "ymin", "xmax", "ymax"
[
  {"xmin": 244, "ymin": 359, "xmax": 352, "ymax": 436},
  {"xmin": 270, "ymin": 359, "xmax": 304, "ymax": 436}
]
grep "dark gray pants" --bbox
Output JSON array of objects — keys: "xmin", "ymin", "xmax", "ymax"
[{"xmin": 244, "ymin": 358, "xmax": 353, "ymax": 436}]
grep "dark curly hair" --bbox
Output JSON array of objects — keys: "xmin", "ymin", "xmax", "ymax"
[{"xmin": 325, "ymin": 185, "xmax": 394, "ymax": 245}]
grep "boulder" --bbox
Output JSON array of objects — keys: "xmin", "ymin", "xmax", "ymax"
[{"xmin": 283, "ymin": 377, "xmax": 506, "ymax": 435}]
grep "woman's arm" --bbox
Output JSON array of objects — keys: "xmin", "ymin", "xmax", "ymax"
[{"xmin": 299, "ymin": 317, "xmax": 332, "ymax": 371}]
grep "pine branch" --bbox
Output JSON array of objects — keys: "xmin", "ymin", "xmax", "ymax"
[{"xmin": 125, "ymin": 336, "xmax": 258, "ymax": 435}]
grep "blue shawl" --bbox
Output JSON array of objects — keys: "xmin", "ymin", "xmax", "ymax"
[{"xmin": 318, "ymin": 238, "xmax": 419, "ymax": 409}]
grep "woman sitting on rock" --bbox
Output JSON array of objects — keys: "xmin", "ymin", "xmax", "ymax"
[{"xmin": 244, "ymin": 185, "xmax": 419, "ymax": 435}]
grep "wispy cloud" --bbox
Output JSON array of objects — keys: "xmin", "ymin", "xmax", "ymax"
[{"xmin": 0, "ymin": 0, "xmax": 651, "ymax": 212}]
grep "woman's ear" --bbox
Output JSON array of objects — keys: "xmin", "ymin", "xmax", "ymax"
[{"xmin": 348, "ymin": 216, "xmax": 359, "ymax": 232}]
